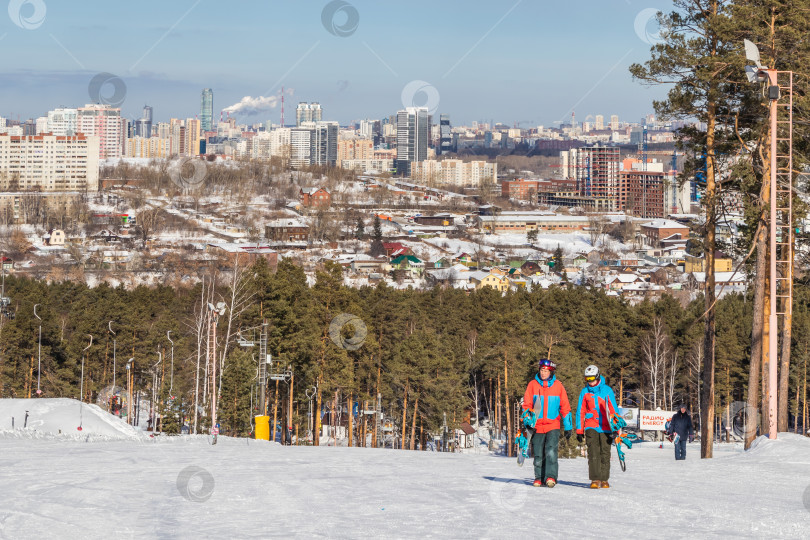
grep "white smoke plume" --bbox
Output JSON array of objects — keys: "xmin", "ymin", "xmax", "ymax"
[{"xmin": 222, "ymin": 95, "xmax": 281, "ymax": 116}]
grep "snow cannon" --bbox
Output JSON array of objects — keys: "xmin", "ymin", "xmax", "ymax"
[{"xmin": 255, "ymin": 415, "xmax": 270, "ymax": 441}]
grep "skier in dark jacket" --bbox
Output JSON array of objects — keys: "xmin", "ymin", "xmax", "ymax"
[{"xmin": 668, "ymin": 404, "xmax": 694, "ymax": 460}]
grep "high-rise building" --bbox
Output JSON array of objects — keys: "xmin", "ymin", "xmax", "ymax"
[
  {"xmin": 396, "ymin": 107, "xmax": 429, "ymax": 176},
  {"xmin": 618, "ymin": 170, "xmax": 665, "ymax": 218},
  {"xmin": 338, "ymin": 137, "xmax": 374, "ymax": 165},
  {"xmin": 135, "ymin": 105, "xmax": 153, "ymax": 138},
  {"xmin": 289, "ymin": 128, "xmax": 312, "ymax": 168},
  {"xmin": 77, "ymin": 104, "xmax": 123, "ymax": 159},
  {"xmin": 561, "ymin": 145, "xmax": 621, "ymax": 210},
  {"xmin": 201, "ymin": 89, "xmax": 214, "ymax": 132},
  {"xmin": 595, "ymin": 115, "xmax": 604, "ymax": 131},
  {"xmin": 295, "ymin": 102, "xmax": 322, "ymax": 127},
  {"xmin": 306, "ymin": 121, "xmax": 338, "ymax": 166},
  {"xmin": 609, "ymin": 115, "xmax": 619, "ymax": 131},
  {"xmin": 439, "ymin": 114, "xmax": 453, "ymax": 155},
  {"xmin": 169, "ymin": 118, "xmax": 185, "ymax": 156},
  {"xmin": 184, "ymin": 118, "xmax": 201, "ymax": 156}
]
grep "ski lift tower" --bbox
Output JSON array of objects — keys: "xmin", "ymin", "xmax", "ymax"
[{"xmin": 744, "ymin": 39, "xmax": 794, "ymax": 440}]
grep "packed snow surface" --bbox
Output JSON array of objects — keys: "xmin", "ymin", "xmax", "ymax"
[{"xmin": 1, "ymin": 399, "xmax": 809, "ymax": 538}]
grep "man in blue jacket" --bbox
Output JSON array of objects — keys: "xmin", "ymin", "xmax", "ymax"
[
  {"xmin": 576, "ymin": 365, "xmax": 619, "ymax": 489},
  {"xmin": 668, "ymin": 404, "xmax": 694, "ymax": 460}
]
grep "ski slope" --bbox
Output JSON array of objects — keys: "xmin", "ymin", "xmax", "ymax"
[{"xmin": 1, "ymin": 399, "xmax": 809, "ymax": 538}]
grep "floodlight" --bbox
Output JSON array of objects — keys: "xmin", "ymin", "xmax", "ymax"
[{"xmin": 743, "ymin": 39, "xmax": 762, "ymax": 69}]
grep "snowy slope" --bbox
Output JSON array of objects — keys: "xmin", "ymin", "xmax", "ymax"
[
  {"xmin": 0, "ymin": 398, "xmax": 144, "ymax": 441},
  {"xmin": 0, "ymin": 401, "xmax": 808, "ymax": 538}
]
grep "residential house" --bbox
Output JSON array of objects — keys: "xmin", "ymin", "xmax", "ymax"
[
  {"xmin": 207, "ymin": 243, "xmax": 279, "ymax": 269},
  {"xmin": 520, "ymin": 261, "xmax": 547, "ymax": 276},
  {"xmin": 640, "ymin": 219, "xmax": 690, "ymax": 248},
  {"xmin": 44, "ymin": 229, "xmax": 66, "ymax": 246},
  {"xmin": 265, "ymin": 218, "xmax": 309, "ymax": 243},
  {"xmin": 389, "ymin": 255, "xmax": 424, "ymax": 276},
  {"xmin": 300, "ymin": 187, "xmax": 331, "ymax": 208},
  {"xmin": 684, "ymin": 251, "xmax": 733, "ymax": 273},
  {"xmin": 469, "ymin": 271, "xmax": 510, "ymax": 292},
  {"xmin": 350, "ymin": 258, "xmax": 387, "ymax": 273},
  {"xmin": 382, "ymin": 242, "xmax": 409, "ymax": 258}
]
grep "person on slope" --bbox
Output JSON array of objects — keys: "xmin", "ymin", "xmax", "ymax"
[
  {"xmin": 521, "ymin": 358, "xmax": 573, "ymax": 488},
  {"xmin": 576, "ymin": 365, "xmax": 619, "ymax": 489},
  {"xmin": 668, "ymin": 404, "xmax": 694, "ymax": 460}
]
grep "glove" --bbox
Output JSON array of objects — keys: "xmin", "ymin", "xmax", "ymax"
[
  {"xmin": 565, "ymin": 430, "xmax": 573, "ymax": 440},
  {"xmin": 688, "ymin": 435, "xmax": 694, "ymax": 443},
  {"xmin": 576, "ymin": 434, "xmax": 584, "ymax": 444}
]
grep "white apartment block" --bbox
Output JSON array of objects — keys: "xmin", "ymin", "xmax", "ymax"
[
  {"xmin": 0, "ymin": 134, "xmax": 100, "ymax": 191},
  {"xmin": 410, "ymin": 159, "xmax": 497, "ymax": 188},
  {"xmin": 46, "ymin": 108, "xmax": 78, "ymax": 136},
  {"xmin": 77, "ymin": 104, "xmax": 123, "ymax": 159},
  {"xmin": 340, "ymin": 158, "xmax": 394, "ymax": 174},
  {"xmin": 289, "ymin": 129, "xmax": 311, "ymax": 168}
]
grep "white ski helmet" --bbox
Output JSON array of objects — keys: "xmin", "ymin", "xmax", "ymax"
[{"xmin": 584, "ymin": 365, "xmax": 599, "ymax": 380}]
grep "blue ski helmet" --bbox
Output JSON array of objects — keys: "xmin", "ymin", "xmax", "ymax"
[{"xmin": 538, "ymin": 359, "xmax": 556, "ymax": 371}]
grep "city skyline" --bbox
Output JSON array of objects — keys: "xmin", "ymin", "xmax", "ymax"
[{"xmin": 0, "ymin": 0, "xmax": 672, "ymax": 126}]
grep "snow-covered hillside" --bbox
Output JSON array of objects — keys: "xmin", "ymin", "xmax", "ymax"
[{"xmin": 1, "ymin": 399, "xmax": 808, "ymax": 538}]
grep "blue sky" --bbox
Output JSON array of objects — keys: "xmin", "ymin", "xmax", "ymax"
[{"xmin": 0, "ymin": 0, "xmax": 673, "ymax": 127}]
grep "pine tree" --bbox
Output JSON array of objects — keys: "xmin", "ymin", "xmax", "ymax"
[
  {"xmin": 370, "ymin": 215, "xmax": 385, "ymax": 257},
  {"xmin": 356, "ymin": 218, "xmax": 365, "ymax": 240},
  {"xmin": 630, "ymin": 0, "xmax": 742, "ymax": 458}
]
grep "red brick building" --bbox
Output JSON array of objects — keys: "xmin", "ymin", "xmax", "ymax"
[
  {"xmin": 501, "ymin": 179, "xmax": 541, "ymax": 200},
  {"xmin": 300, "ymin": 187, "xmax": 331, "ymax": 208},
  {"xmin": 618, "ymin": 171, "xmax": 665, "ymax": 218},
  {"xmin": 640, "ymin": 219, "xmax": 690, "ymax": 247}
]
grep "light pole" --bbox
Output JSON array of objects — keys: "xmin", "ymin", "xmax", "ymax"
[
  {"xmin": 80, "ymin": 334, "xmax": 93, "ymax": 402},
  {"xmin": 126, "ymin": 358, "xmax": 134, "ymax": 425},
  {"xmin": 744, "ymin": 39, "xmax": 793, "ymax": 440},
  {"xmin": 34, "ymin": 304, "xmax": 42, "ymax": 396},
  {"xmin": 153, "ymin": 351, "xmax": 162, "ymax": 433}
]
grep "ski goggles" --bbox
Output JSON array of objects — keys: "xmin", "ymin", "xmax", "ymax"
[
  {"xmin": 538, "ymin": 359, "xmax": 556, "ymax": 371},
  {"xmin": 584, "ymin": 374, "xmax": 598, "ymax": 382}
]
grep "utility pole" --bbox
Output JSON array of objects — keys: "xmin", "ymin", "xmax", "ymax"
[
  {"xmin": 126, "ymin": 358, "xmax": 134, "ymax": 425},
  {"xmin": 109, "ymin": 321, "xmax": 116, "ymax": 409},
  {"xmin": 34, "ymin": 305, "xmax": 42, "ymax": 396}
]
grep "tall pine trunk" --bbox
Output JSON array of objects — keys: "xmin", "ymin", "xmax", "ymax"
[{"xmin": 701, "ymin": 102, "xmax": 718, "ymax": 459}]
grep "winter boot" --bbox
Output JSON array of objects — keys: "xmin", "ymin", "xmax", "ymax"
[
  {"xmin": 545, "ymin": 478, "xmax": 556, "ymax": 488},
  {"xmin": 533, "ymin": 479, "xmax": 544, "ymax": 487},
  {"xmin": 589, "ymin": 481, "xmax": 600, "ymax": 489},
  {"xmin": 601, "ymin": 481, "xmax": 610, "ymax": 489}
]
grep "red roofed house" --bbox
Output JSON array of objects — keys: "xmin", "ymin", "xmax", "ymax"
[
  {"xmin": 382, "ymin": 242, "xmax": 410, "ymax": 258},
  {"xmin": 300, "ymin": 187, "xmax": 331, "ymax": 208}
]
